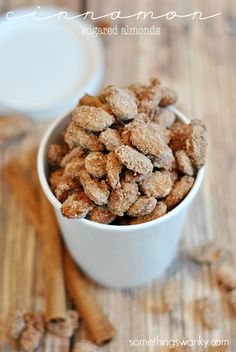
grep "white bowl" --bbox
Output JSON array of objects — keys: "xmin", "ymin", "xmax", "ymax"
[
  {"xmin": 0, "ymin": 6, "xmax": 104, "ymax": 120},
  {"xmin": 37, "ymin": 107, "xmax": 205, "ymax": 288}
]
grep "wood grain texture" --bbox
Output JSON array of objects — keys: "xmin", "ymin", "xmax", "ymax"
[{"xmin": 0, "ymin": 0, "xmax": 236, "ymax": 351}]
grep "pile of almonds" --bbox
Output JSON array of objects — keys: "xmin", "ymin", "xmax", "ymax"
[{"xmin": 47, "ymin": 78, "xmax": 207, "ymax": 225}]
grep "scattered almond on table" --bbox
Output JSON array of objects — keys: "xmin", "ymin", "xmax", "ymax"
[
  {"xmin": 216, "ymin": 263, "xmax": 236, "ymax": 291},
  {"xmin": 196, "ymin": 297, "xmax": 220, "ymax": 330},
  {"xmin": 191, "ymin": 240, "xmax": 229, "ymax": 264}
]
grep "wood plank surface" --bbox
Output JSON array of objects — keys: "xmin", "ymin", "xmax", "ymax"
[{"xmin": 0, "ymin": 0, "xmax": 236, "ymax": 351}]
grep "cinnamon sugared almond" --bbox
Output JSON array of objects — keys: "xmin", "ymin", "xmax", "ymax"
[
  {"xmin": 60, "ymin": 146, "xmax": 85, "ymax": 167},
  {"xmin": 191, "ymin": 240, "xmax": 228, "ymax": 264},
  {"xmin": 64, "ymin": 122, "xmax": 104, "ymax": 151},
  {"xmin": 79, "ymin": 93, "xmax": 102, "ymax": 107},
  {"xmin": 115, "ymin": 145, "xmax": 153, "ymax": 175},
  {"xmin": 139, "ymin": 171, "xmax": 172, "ymax": 198},
  {"xmin": 99, "ymin": 128, "xmax": 122, "ymax": 151},
  {"xmin": 196, "ymin": 297, "xmax": 219, "ymax": 330},
  {"xmin": 129, "ymin": 202, "xmax": 167, "ymax": 225},
  {"xmin": 80, "ymin": 170, "xmax": 110, "ymax": 206},
  {"xmin": 130, "ymin": 123, "xmax": 167, "ymax": 157},
  {"xmin": 126, "ymin": 196, "xmax": 157, "ymax": 217},
  {"xmin": 175, "ymin": 150, "xmax": 194, "ymax": 176},
  {"xmin": 61, "ymin": 192, "xmax": 94, "ymax": 219},
  {"xmin": 63, "ymin": 158, "xmax": 85, "ymax": 179},
  {"xmin": 159, "ymin": 86, "xmax": 178, "ymax": 107},
  {"xmin": 152, "ymin": 108, "xmax": 176, "ymax": 128},
  {"xmin": 49, "ymin": 169, "xmax": 64, "ymax": 191},
  {"xmin": 8, "ymin": 308, "xmax": 26, "ymax": 340},
  {"xmin": 19, "ymin": 313, "xmax": 44, "ymax": 352},
  {"xmin": 123, "ymin": 170, "xmax": 151, "ymax": 184},
  {"xmin": 186, "ymin": 122, "xmax": 207, "ymax": 168},
  {"xmin": 138, "ymin": 83, "xmax": 162, "ymax": 116},
  {"xmin": 55, "ymin": 177, "xmax": 81, "ymax": 202},
  {"xmin": 164, "ymin": 176, "xmax": 194, "ymax": 210},
  {"xmin": 47, "ymin": 143, "xmax": 67, "ymax": 167},
  {"xmin": 88, "ymin": 206, "xmax": 116, "ymax": 224},
  {"xmin": 72, "ymin": 105, "xmax": 114, "ymax": 132},
  {"xmin": 85, "ymin": 152, "xmax": 107, "ymax": 178},
  {"xmin": 46, "ymin": 310, "xmax": 79, "ymax": 338},
  {"xmin": 106, "ymin": 151, "xmax": 122, "ymax": 189},
  {"xmin": 152, "ymin": 146, "xmax": 175, "ymax": 170},
  {"xmin": 216, "ymin": 264, "xmax": 236, "ymax": 290},
  {"xmin": 102, "ymin": 86, "xmax": 137, "ymax": 121},
  {"xmin": 108, "ymin": 181, "xmax": 139, "ymax": 216}
]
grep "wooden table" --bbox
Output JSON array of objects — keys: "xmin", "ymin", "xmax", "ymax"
[{"xmin": 0, "ymin": 0, "xmax": 236, "ymax": 351}]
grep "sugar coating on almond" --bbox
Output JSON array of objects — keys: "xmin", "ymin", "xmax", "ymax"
[
  {"xmin": 49, "ymin": 169, "xmax": 64, "ymax": 191},
  {"xmin": 186, "ymin": 123, "xmax": 207, "ymax": 168},
  {"xmin": 128, "ymin": 83, "xmax": 146, "ymax": 101},
  {"xmin": 129, "ymin": 202, "xmax": 167, "ymax": 225},
  {"xmin": 102, "ymin": 86, "xmax": 138, "ymax": 120},
  {"xmin": 115, "ymin": 145, "xmax": 153, "ymax": 175},
  {"xmin": 153, "ymin": 108, "xmax": 176, "ymax": 128},
  {"xmin": 127, "ymin": 196, "xmax": 157, "ymax": 217},
  {"xmin": 159, "ymin": 86, "xmax": 178, "ymax": 107},
  {"xmin": 47, "ymin": 143, "xmax": 66, "ymax": 167},
  {"xmin": 61, "ymin": 192, "xmax": 94, "ymax": 219},
  {"xmin": 130, "ymin": 123, "xmax": 167, "ymax": 157},
  {"xmin": 18, "ymin": 313, "xmax": 44, "ymax": 352},
  {"xmin": 164, "ymin": 176, "xmax": 194, "ymax": 210},
  {"xmin": 60, "ymin": 146, "xmax": 85, "ymax": 167},
  {"xmin": 149, "ymin": 122, "xmax": 170, "ymax": 144},
  {"xmin": 64, "ymin": 122, "xmax": 104, "ymax": 151},
  {"xmin": 139, "ymin": 83, "xmax": 162, "ymax": 116},
  {"xmin": 79, "ymin": 94, "xmax": 103, "ymax": 108},
  {"xmin": 63, "ymin": 158, "xmax": 85, "ymax": 179},
  {"xmin": 79, "ymin": 169, "xmax": 110, "ymax": 205},
  {"xmin": 85, "ymin": 152, "xmax": 106, "ymax": 178},
  {"xmin": 55, "ymin": 177, "xmax": 81, "ymax": 202},
  {"xmin": 99, "ymin": 128, "xmax": 122, "ymax": 151},
  {"xmin": 152, "ymin": 145, "xmax": 175, "ymax": 170},
  {"xmin": 169, "ymin": 122, "xmax": 190, "ymax": 151},
  {"xmin": 170, "ymin": 120, "xmax": 207, "ymax": 169},
  {"xmin": 108, "ymin": 182, "xmax": 138, "ymax": 216},
  {"xmin": 106, "ymin": 151, "xmax": 122, "ymax": 189},
  {"xmin": 124, "ymin": 170, "xmax": 152, "ymax": 183},
  {"xmin": 140, "ymin": 171, "xmax": 172, "ymax": 198},
  {"xmin": 72, "ymin": 105, "xmax": 114, "ymax": 132},
  {"xmin": 89, "ymin": 206, "xmax": 116, "ymax": 224},
  {"xmin": 175, "ymin": 150, "xmax": 194, "ymax": 176},
  {"xmin": 161, "ymin": 169, "xmax": 179, "ymax": 184}
]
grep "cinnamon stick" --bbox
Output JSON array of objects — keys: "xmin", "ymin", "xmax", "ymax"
[
  {"xmin": 40, "ymin": 191, "xmax": 67, "ymax": 323},
  {"xmin": 5, "ymin": 160, "xmax": 41, "ymax": 233},
  {"xmin": 63, "ymin": 249, "xmax": 116, "ymax": 345},
  {"xmin": 6, "ymin": 160, "xmax": 67, "ymax": 323}
]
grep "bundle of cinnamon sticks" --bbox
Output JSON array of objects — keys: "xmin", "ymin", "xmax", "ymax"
[{"xmin": 5, "ymin": 157, "xmax": 116, "ymax": 349}]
